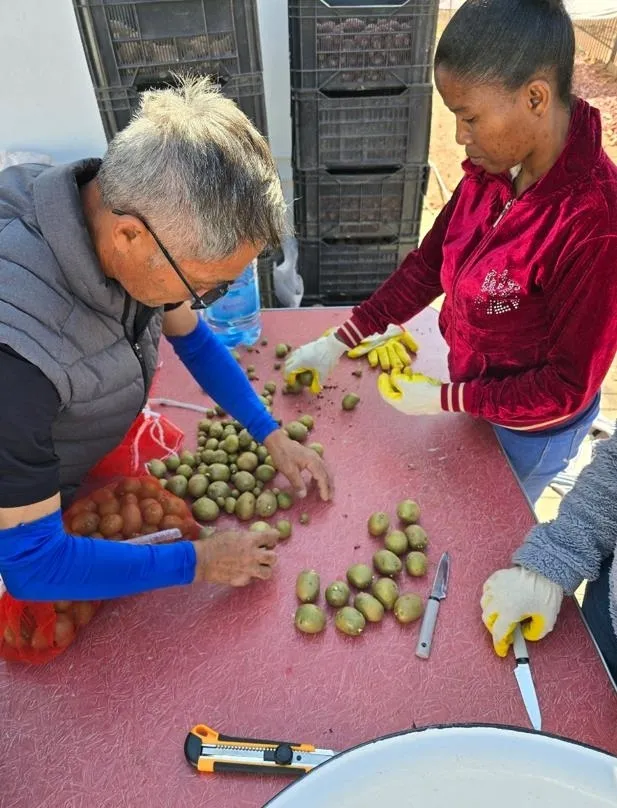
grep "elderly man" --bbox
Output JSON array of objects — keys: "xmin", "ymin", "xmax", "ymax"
[{"xmin": 0, "ymin": 77, "xmax": 331, "ymax": 601}]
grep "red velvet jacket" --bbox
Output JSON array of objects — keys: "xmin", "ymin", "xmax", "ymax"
[{"xmin": 337, "ymin": 99, "xmax": 617, "ymax": 430}]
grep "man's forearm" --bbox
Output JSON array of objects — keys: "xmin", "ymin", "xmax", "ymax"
[
  {"xmin": 0, "ymin": 510, "xmax": 196, "ymax": 600},
  {"xmin": 166, "ymin": 316, "xmax": 278, "ymax": 442}
]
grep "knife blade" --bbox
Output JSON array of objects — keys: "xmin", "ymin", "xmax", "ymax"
[
  {"xmin": 512, "ymin": 625, "xmax": 542, "ymax": 731},
  {"xmin": 415, "ymin": 551, "xmax": 450, "ymax": 659}
]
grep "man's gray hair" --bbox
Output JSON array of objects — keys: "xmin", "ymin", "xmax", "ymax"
[{"xmin": 98, "ymin": 75, "xmax": 287, "ymax": 260}]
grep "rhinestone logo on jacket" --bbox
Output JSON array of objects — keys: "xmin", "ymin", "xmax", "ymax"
[{"xmin": 475, "ymin": 269, "xmax": 522, "ymax": 315}]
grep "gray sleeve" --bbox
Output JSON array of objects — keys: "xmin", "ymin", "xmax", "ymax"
[{"xmin": 514, "ymin": 430, "xmax": 617, "ymax": 594}]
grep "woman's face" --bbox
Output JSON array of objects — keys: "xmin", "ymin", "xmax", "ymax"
[{"xmin": 435, "ymin": 65, "xmax": 542, "ymax": 175}]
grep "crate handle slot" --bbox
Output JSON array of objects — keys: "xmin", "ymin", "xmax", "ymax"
[
  {"xmin": 319, "ymin": 1, "xmax": 410, "ymax": 8},
  {"xmin": 134, "ymin": 69, "xmax": 232, "ymax": 96},
  {"xmin": 319, "ymin": 86, "xmax": 407, "ymax": 100},
  {"xmin": 321, "ymin": 236, "xmax": 399, "ymax": 246},
  {"xmin": 325, "ymin": 165, "xmax": 402, "ymax": 177}
]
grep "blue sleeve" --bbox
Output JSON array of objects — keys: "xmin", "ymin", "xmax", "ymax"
[
  {"xmin": 167, "ymin": 318, "xmax": 278, "ymax": 443},
  {"xmin": 0, "ymin": 510, "xmax": 196, "ymax": 601}
]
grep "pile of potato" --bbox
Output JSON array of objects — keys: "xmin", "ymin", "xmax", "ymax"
[
  {"xmin": 295, "ymin": 500, "xmax": 429, "ymax": 637},
  {"xmin": 0, "ymin": 476, "xmax": 200, "ymax": 660},
  {"xmin": 63, "ymin": 476, "xmax": 198, "ymax": 541},
  {"xmin": 316, "ymin": 16, "xmax": 412, "ymax": 79}
]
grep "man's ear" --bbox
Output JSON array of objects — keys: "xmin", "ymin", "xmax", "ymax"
[{"xmin": 111, "ymin": 213, "xmax": 146, "ymax": 254}]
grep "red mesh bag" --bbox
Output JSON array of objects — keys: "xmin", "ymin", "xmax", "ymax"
[
  {"xmin": 0, "ymin": 475, "xmax": 198, "ymax": 664},
  {"xmin": 88, "ymin": 406, "xmax": 184, "ymax": 481}
]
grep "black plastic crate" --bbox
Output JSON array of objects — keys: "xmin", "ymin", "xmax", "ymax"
[
  {"xmin": 294, "ymin": 165, "xmax": 428, "ymax": 240},
  {"xmin": 298, "ymin": 236, "xmax": 417, "ymax": 302},
  {"xmin": 257, "ymin": 251, "xmax": 277, "ymax": 308},
  {"xmin": 95, "ymin": 71, "xmax": 267, "ymax": 138},
  {"xmin": 289, "ymin": 0, "xmax": 439, "ymax": 92},
  {"xmin": 73, "ymin": 0, "xmax": 262, "ymax": 88},
  {"xmin": 292, "ymin": 84, "xmax": 431, "ymax": 170}
]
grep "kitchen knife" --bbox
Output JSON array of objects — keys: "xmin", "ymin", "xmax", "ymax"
[
  {"xmin": 415, "ymin": 551, "xmax": 450, "ymax": 659},
  {"xmin": 513, "ymin": 624, "xmax": 542, "ymax": 731}
]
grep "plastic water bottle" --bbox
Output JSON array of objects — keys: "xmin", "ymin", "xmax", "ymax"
[{"xmin": 202, "ymin": 260, "xmax": 262, "ymax": 347}]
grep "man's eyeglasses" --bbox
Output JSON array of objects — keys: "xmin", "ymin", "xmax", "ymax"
[{"xmin": 112, "ymin": 209, "xmax": 231, "ymax": 310}]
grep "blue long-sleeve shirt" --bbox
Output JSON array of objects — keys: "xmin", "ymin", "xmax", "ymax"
[{"xmin": 0, "ymin": 318, "xmax": 277, "ymax": 600}]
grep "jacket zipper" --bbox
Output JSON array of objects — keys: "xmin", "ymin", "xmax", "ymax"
[
  {"xmin": 492, "ymin": 198, "xmax": 515, "ymax": 228},
  {"xmin": 449, "ymin": 197, "xmax": 516, "ymax": 357},
  {"xmin": 121, "ymin": 294, "xmax": 149, "ymax": 413}
]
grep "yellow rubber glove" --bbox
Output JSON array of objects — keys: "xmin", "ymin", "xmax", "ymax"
[
  {"xmin": 378, "ymin": 369, "xmax": 442, "ymax": 415},
  {"xmin": 481, "ymin": 567, "xmax": 563, "ymax": 657},
  {"xmin": 347, "ymin": 324, "xmax": 419, "ymax": 372}
]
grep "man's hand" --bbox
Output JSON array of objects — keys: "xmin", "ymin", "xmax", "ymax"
[
  {"xmin": 481, "ymin": 567, "xmax": 564, "ymax": 657},
  {"xmin": 284, "ymin": 332, "xmax": 347, "ymax": 394},
  {"xmin": 264, "ymin": 429, "xmax": 333, "ymax": 501},
  {"xmin": 378, "ymin": 369, "xmax": 443, "ymax": 415},
  {"xmin": 347, "ymin": 324, "xmax": 419, "ymax": 371},
  {"xmin": 193, "ymin": 528, "xmax": 279, "ymax": 587}
]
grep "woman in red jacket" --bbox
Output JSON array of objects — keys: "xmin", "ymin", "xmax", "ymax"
[{"xmin": 286, "ymin": 0, "xmax": 617, "ymax": 503}]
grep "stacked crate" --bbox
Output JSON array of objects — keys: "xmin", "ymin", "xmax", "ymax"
[
  {"xmin": 289, "ymin": 0, "xmax": 439, "ymax": 305},
  {"xmin": 72, "ymin": 0, "xmax": 267, "ymax": 139}
]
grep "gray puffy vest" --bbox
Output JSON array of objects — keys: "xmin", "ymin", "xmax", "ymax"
[{"xmin": 0, "ymin": 159, "xmax": 162, "ymax": 504}]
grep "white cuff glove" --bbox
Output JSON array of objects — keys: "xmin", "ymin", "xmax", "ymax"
[
  {"xmin": 284, "ymin": 332, "xmax": 347, "ymax": 393},
  {"xmin": 377, "ymin": 370, "xmax": 443, "ymax": 415},
  {"xmin": 481, "ymin": 566, "xmax": 564, "ymax": 657}
]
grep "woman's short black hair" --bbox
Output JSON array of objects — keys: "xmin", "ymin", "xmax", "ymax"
[{"xmin": 434, "ymin": 0, "xmax": 575, "ymax": 106}]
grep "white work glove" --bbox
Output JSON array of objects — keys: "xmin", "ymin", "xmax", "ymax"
[
  {"xmin": 481, "ymin": 567, "xmax": 564, "ymax": 657},
  {"xmin": 377, "ymin": 369, "xmax": 443, "ymax": 415},
  {"xmin": 284, "ymin": 332, "xmax": 347, "ymax": 393},
  {"xmin": 347, "ymin": 324, "xmax": 419, "ymax": 371}
]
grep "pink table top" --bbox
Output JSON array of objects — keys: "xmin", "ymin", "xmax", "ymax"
[{"xmin": 1, "ymin": 307, "xmax": 616, "ymax": 808}]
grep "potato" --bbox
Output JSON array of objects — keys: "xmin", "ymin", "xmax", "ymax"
[
  {"xmin": 100, "ymin": 513, "xmax": 124, "ymax": 538},
  {"xmin": 140, "ymin": 498, "xmax": 164, "ymax": 525},
  {"xmin": 90, "ymin": 487, "xmax": 116, "ymax": 506},
  {"xmin": 160, "ymin": 514, "xmax": 185, "ymax": 531},
  {"xmin": 98, "ymin": 498, "xmax": 121, "ymax": 517},
  {"xmin": 161, "ymin": 495, "xmax": 189, "ymax": 517},
  {"xmin": 53, "ymin": 613, "xmax": 76, "ymax": 648},
  {"xmin": 31, "ymin": 627, "xmax": 50, "ymax": 651},
  {"xmin": 67, "ymin": 499, "xmax": 97, "ymax": 517},
  {"xmin": 71, "ymin": 512, "xmax": 100, "ymax": 536},
  {"xmin": 72, "ymin": 601, "xmax": 97, "ymax": 628},
  {"xmin": 120, "ymin": 503, "xmax": 143, "ymax": 538},
  {"xmin": 139, "ymin": 478, "xmax": 164, "ymax": 499},
  {"xmin": 2, "ymin": 625, "xmax": 17, "ymax": 648},
  {"xmin": 118, "ymin": 478, "xmax": 142, "ymax": 495}
]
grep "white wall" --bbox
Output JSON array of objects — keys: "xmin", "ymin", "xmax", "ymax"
[
  {"xmin": 256, "ymin": 0, "xmax": 294, "ymax": 219},
  {"xmin": 440, "ymin": 0, "xmax": 617, "ymax": 15},
  {"xmin": 0, "ymin": 0, "xmax": 107, "ymax": 163}
]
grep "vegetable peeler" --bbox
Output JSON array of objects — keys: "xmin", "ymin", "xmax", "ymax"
[{"xmin": 184, "ymin": 723, "xmax": 336, "ymax": 776}]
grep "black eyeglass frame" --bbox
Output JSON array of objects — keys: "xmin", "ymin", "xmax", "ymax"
[{"xmin": 112, "ymin": 209, "xmax": 231, "ymax": 310}]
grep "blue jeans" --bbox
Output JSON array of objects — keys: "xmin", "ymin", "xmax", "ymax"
[
  {"xmin": 494, "ymin": 395, "xmax": 600, "ymax": 504},
  {"xmin": 582, "ymin": 557, "xmax": 617, "ymax": 684}
]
